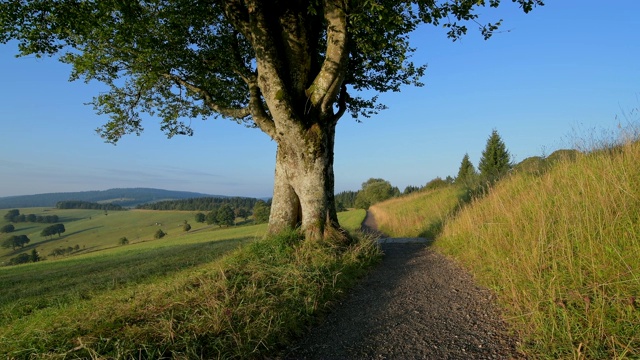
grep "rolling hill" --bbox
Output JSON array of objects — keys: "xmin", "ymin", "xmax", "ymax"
[{"xmin": 0, "ymin": 188, "xmax": 225, "ymax": 208}]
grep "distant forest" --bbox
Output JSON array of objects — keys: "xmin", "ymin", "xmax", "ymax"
[
  {"xmin": 136, "ymin": 197, "xmax": 262, "ymax": 212},
  {"xmin": 0, "ymin": 188, "xmax": 216, "ymax": 208},
  {"xmin": 55, "ymin": 201, "xmax": 125, "ymax": 211}
]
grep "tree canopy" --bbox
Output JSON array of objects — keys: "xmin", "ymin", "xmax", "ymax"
[
  {"xmin": 354, "ymin": 178, "xmax": 398, "ymax": 209},
  {"xmin": 1, "ymin": 0, "xmax": 543, "ymax": 239}
]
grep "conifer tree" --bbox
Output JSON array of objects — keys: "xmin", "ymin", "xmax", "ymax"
[
  {"xmin": 456, "ymin": 153, "xmax": 477, "ymax": 185},
  {"xmin": 479, "ymin": 130, "xmax": 512, "ymax": 184}
]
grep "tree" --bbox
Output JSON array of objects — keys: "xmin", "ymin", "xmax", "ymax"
[
  {"xmin": 235, "ymin": 208, "xmax": 249, "ymax": 221},
  {"xmin": 424, "ymin": 177, "xmax": 450, "ymax": 190},
  {"xmin": 0, "ymin": 224, "xmax": 15, "ymax": 233},
  {"xmin": 403, "ymin": 185, "xmax": 421, "ymax": 195},
  {"xmin": 0, "ymin": 1, "xmax": 542, "ymax": 240},
  {"xmin": 9, "ymin": 253, "xmax": 31, "ymax": 266},
  {"xmin": 456, "ymin": 153, "xmax": 477, "ymax": 186},
  {"xmin": 206, "ymin": 209, "xmax": 218, "ymax": 226},
  {"xmin": 354, "ymin": 178, "xmax": 397, "ymax": 209},
  {"xmin": 252, "ymin": 200, "xmax": 271, "ymax": 224},
  {"xmin": 41, "ymin": 224, "xmax": 65, "ymax": 238},
  {"xmin": 183, "ymin": 223, "xmax": 192, "ymax": 232},
  {"xmin": 154, "ymin": 229, "xmax": 166, "ymax": 239},
  {"xmin": 1, "ymin": 237, "xmax": 15, "ymax": 250},
  {"xmin": 119, "ymin": 237, "xmax": 130, "ymax": 245},
  {"xmin": 53, "ymin": 223, "xmax": 66, "ymax": 237},
  {"xmin": 216, "ymin": 205, "xmax": 235, "ymax": 227},
  {"xmin": 2, "ymin": 235, "xmax": 31, "ymax": 250},
  {"xmin": 478, "ymin": 129, "xmax": 512, "ymax": 184},
  {"xmin": 4, "ymin": 209, "xmax": 19, "ymax": 222},
  {"xmin": 30, "ymin": 249, "xmax": 40, "ymax": 262},
  {"xmin": 195, "ymin": 212, "xmax": 206, "ymax": 223}
]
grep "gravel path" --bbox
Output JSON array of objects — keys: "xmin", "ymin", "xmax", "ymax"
[{"xmin": 281, "ymin": 212, "xmax": 524, "ymax": 359}]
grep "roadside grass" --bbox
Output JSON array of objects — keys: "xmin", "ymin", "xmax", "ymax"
[
  {"xmin": 369, "ymin": 185, "xmax": 469, "ymax": 238},
  {"xmin": 365, "ymin": 126, "xmax": 640, "ymax": 358},
  {"xmin": 435, "ymin": 140, "xmax": 640, "ymax": 358},
  {"xmin": 0, "ymin": 210, "xmax": 375, "ymax": 358}
]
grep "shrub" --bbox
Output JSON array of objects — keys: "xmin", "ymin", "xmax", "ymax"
[
  {"xmin": 154, "ymin": 229, "xmax": 166, "ymax": 239},
  {"xmin": 118, "ymin": 237, "xmax": 129, "ymax": 245}
]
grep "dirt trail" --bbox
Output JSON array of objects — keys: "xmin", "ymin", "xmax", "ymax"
[{"xmin": 281, "ymin": 212, "xmax": 523, "ymax": 359}]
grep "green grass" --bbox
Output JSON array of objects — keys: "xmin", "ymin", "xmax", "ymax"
[
  {"xmin": 336, "ymin": 208, "xmax": 366, "ymax": 232},
  {"xmin": 0, "ymin": 208, "xmax": 221, "ymax": 263},
  {"xmin": 0, "ymin": 209, "xmax": 373, "ymax": 358}
]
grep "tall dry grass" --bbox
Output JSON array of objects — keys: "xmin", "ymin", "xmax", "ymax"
[
  {"xmin": 369, "ymin": 185, "xmax": 468, "ymax": 238},
  {"xmin": 437, "ymin": 140, "xmax": 640, "ymax": 358}
]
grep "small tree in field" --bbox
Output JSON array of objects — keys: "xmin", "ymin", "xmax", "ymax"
[
  {"xmin": 183, "ymin": 223, "xmax": 192, "ymax": 232},
  {"xmin": 119, "ymin": 237, "xmax": 129, "ymax": 245},
  {"xmin": 216, "ymin": 205, "xmax": 235, "ymax": 227},
  {"xmin": 194, "ymin": 212, "xmax": 206, "ymax": 223},
  {"xmin": 206, "ymin": 209, "xmax": 218, "ymax": 226},
  {"xmin": 30, "ymin": 249, "xmax": 40, "ymax": 262},
  {"xmin": 479, "ymin": 130, "xmax": 512, "ymax": 184},
  {"xmin": 0, "ymin": 224, "xmax": 15, "ymax": 233},
  {"xmin": 456, "ymin": 153, "xmax": 477, "ymax": 186},
  {"xmin": 154, "ymin": 229, "xmax": 166, "ymax": 239}
]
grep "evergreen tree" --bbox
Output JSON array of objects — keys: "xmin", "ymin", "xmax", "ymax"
[
  {"xmin": 456, "ymin": 153, "xmax": 477, "ymax": 185},
  {"xmin": 478, "ymin": 130, "xmax": 512, "ymax": 184},
  {"xmin": 30, "ymin": 249, "xmax": 40, "ymax": 262}
]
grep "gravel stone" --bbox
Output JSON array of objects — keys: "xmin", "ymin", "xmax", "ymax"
[{"xmin": 280, "ymin": 212, "xmax": 524, "ymax": 359}]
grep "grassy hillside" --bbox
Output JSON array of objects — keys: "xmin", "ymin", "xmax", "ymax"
[
  {"xmin": 0, "ymin": 208, "xmax": 227, "ymax": 264},
  {"xmin": 0, "ymin": 208, "xmax": 372, "ymax": 358},
  {"xmin": 372, "ymin": 141, "xmax": 640, "ymax": 358},
  {"xmin": 369, "ymin": 185, "xmax": 468, "ymax": 238}
]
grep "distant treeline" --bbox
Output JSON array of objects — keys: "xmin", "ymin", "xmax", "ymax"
[
  {"xmin": 56, "ymin": 201, "xmax": 125, "ymax": 211},
  {"xmin": 3, "ymin": 209, "xmax": 59, "ymax": 224},
  {"xmin": 0, "ymin": 188, "xmax": 214, "ymax": 208},
  {"xmin": 136, "ymin": 197, "xmax": 262, "ymax": 212}
]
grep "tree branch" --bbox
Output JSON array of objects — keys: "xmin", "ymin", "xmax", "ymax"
[
  {"xmin": 162, "ymin": 73, "xmax": 251, "ymax": 119},
  {"xmin": 331, "ymin": 84, "xmax": 348, "ymax": 124},
  {"xmin": 221, "ymin": 0, "xmax": 252, "ymax": 39},
  {"xmin": 307, "ymin": 0, "xmax": 349, "ymax": 115},
  {"xmin": 248, "ymin": 81, "xmax": 276, "ymax": 138}
]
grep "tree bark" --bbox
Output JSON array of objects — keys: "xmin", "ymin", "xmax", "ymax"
[
  {"xmin": 268, "ymin": 120, "xmax": 340, "ymax": 241},
  {"xmin": 235, "ymin": 0, "xmax": 347, "ymax": 241}
]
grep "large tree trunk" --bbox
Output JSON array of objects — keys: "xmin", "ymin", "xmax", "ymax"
[{"xmin": 268, "ymin": 120, "xmax": 340, "ymax": 241}]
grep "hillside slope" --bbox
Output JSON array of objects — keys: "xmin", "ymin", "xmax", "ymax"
[{"xmin": 370, "ymin": 141, "xmax": 640, "ymax": 358}]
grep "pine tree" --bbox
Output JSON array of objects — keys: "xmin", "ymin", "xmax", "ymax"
[
  {"xmin": 478, "ymin": 130, "xmax": 512, "ymax": 184},
  {"xmin": 455, "ymin": 153, "xmax": 477, "ymax": 185}
]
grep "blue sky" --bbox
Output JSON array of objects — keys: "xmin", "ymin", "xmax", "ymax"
[{"xmin": 1, "ymin": 1, "xmax": 639, "ymax": 198}]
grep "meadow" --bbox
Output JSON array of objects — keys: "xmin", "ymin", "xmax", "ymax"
[
  {"xmin": 371, "ymin": 139, "xmax": 640, "ymax": 358},
  {"xmin": 0, "ymin": 208, "xmax": 373, "ymax": 358}
]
